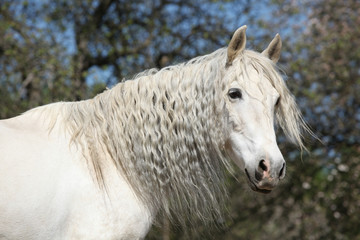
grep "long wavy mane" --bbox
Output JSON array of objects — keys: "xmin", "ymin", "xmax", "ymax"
[
  {"xmin": 63, "ymin": 49, "xmax": 230, "ymax": 224},
  {"xmin": 47, "ymin": 48, "xmax": 309, "ymax": 225}
]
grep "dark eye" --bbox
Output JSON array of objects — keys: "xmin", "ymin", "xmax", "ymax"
[{"xmin": 228, "ymin": 88, "xmax": 242, "ymax": 99}]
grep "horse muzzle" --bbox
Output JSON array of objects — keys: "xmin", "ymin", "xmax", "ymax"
[{"xmin": 245, "ymin": 159, "xmax": 286, "ymax": 194}]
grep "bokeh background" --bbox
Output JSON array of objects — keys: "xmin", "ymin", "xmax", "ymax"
[{"xmin": 1, "ymin": 0, "xmax": 359, "ymax": 239}]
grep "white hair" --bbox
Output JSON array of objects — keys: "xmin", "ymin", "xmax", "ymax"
[{"xmin": 38, "ymin": 47, "xmax": 309, "ymax": 226}]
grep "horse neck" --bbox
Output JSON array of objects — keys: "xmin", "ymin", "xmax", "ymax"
[{"xmin": 66, "ymin": 56, "xmax": 230, "ymax": 224}]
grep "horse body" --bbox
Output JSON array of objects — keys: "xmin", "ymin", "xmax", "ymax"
[
  {"xmin": 0, "ymin": 107, "xmax": 153, "ymax": 239},
  {"xmin": 0, "ymin": 26, "xmax": 310, "ymax": 239}
]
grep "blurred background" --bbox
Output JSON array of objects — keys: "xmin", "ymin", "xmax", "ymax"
[{"xmin": 0, "ymin": 0, "xmax": 359, "ymax": 239}]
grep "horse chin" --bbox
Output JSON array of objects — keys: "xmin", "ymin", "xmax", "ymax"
[
  {"xmin": 248, "ymin": 182, "xmax": 272, "ymax": 194},
  {"xmin": 245, "ymin": 169, "xmax": 273, "ymax": 194}
]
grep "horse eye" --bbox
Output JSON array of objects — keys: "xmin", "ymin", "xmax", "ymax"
[{"xmin": 228, "ymin": 88, "xmax": 242, "ymax": 99}]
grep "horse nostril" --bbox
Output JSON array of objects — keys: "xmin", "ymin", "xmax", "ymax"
[
  {"xmin": 259, "ymin": 160, "xmax": 268, "ymax": 172},
  {"xmin": 279, "ymin": 163, "xmax": 286, "ymax": 178}
]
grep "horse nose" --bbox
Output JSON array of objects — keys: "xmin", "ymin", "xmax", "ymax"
[
  {"xmin": 255, "ymin": 159, "xmax": 286, "ymax": 181},
  {"xmin": 255, "ymin": 159, "xmax": 270, "ymax": 181},
  {"xmin": 278, "ymin": 162, "xmax": 286, "ymax": 179},
  {"xmin": 259, "ymin": 159, "xmax": 268, "ymax": 172}
]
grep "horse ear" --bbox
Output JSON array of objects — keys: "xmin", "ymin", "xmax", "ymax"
[
  {"xmin": 226, "ymin": 25, "xmax": 247, "ymax": 67},
  {"xmin": 262, "ymin": 34, "xmax": 282, "ymax": 63}
]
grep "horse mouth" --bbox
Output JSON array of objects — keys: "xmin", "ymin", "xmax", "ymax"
[{"xmin": 245, "ymin": 169, "xmax": 272, "ymax": 194}]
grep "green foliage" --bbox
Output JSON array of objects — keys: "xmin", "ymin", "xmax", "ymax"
[{"xmin": 0, "ymin": 0, "xmax": 251, "ymax": 117}]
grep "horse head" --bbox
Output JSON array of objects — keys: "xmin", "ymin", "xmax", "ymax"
[{"xmin": 224, "ymin": 26, "xmax": 286, "ymax": 193}]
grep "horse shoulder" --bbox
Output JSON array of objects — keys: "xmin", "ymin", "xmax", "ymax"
[
  {"xmin": 66, "ymin": 164, "xmax": 155, "ymax": 239},
  {"xmin": 0, "ymin": 107, "xmax": 154, "ymax": 239},
  {"xmin": 0, "ymin": 110, "xmax": 79, "ymax": 239}
]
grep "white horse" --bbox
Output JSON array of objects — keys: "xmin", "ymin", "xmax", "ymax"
[{"xmin": 0, "ymin": 26, "xmax": 309, "ymax": 239}]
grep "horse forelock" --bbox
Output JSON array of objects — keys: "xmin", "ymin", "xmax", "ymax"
[{"xmin": 238, "ymin": 50, "xmax": 311, "ymax": 150}]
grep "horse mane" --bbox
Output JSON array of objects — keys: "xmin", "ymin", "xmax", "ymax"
[
  {"xmin": 63, "ymin": 48, "xmax": 231, "ymax": 225},
  {"xmin": 35, "ymin": 47, "xmax": 309, "ymax": 226}
]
